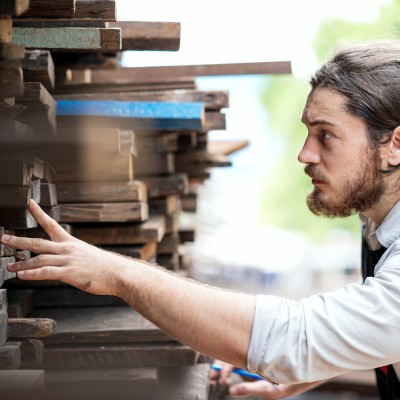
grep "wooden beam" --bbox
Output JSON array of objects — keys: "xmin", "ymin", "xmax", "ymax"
[
  {"xmin": 12, "ymin": 27, "xmax": 121, "ymax": 51},
  {"xmin": 0, "ymin": 312, "xmax": 7, "ymax": 345},
  {"xmin": 208, "ymin": 139, "xmax": 250, "ymax": 156},
  {"xmin": 17, "ymin": 0, "xmax": 76, "ymax": 18},
  {"xmin": 107, "ymin": 21, "xmax": 180, "ymax": 51},
  {"xmin": 59, "ymin": 202, "xmax": 149, "ymax": 223},
  {"xmin": 142, "ymin": 174, "xmax": 189, "ymax": 199},
  {"xmin": 0, "ymin": 370, "xmax": 45, "ymax": 393},
  {"xmin": 14, "ymin": 18, "xmax": 109, "ymax": 28},
  {"xmin": 8, "ymin": 318, "xmax": 57, "ymax": 338},
  {"xmin": 0, "ymin": 342, "xmax": 21, "ymax": 369},
  {"xmin": 135, "ymin": 153, "xmax": 175, "ymax": 176},
  {"xmin": 91, "ymin": 61, "xmax": 292, "ymax": 83},
  {"xmin": 0, "ymin": 208, "xmax": 37, "ymax": 229},
  {"xmin": 0, "ymin": 0, "xmax": 30, "ymax": 16},
  {"xmin": 22, "ymin": 50, "xmax": 55, "ymax": 90},
  {"xmin": 56, "ymin": 100, "xmax": 205, "ymax": 131},
  {"xmin": 0, "ymin": 61, "xmax": 24, "ymax": 98},
  {"xmin": 56, "ymin": 181, "xmax": 147, "ymax": 203},
  {"xmin": 0, "ymin": 43, "xmax": 25, "ymax": 61},
  {"xmin": 72, "ymin": 215, "xmax": 166, "ymax": 245},
  {"xmin": 6, "ymin": 289, "xmax": 34, "ymax": 318}
]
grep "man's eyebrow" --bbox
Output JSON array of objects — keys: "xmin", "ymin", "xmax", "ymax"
[{"xmin": 301, "ymin": 117, "xmax": 337, "ymax": 127}]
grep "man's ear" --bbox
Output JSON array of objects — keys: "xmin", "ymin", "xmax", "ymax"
[{"xmin": 387, "ymin": 126, "xmax": 400, "ymax": 167}]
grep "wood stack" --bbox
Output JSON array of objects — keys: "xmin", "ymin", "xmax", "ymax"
[{"xmin": 0, "ymin": 0, "xmax": 291, "ymax": 398}]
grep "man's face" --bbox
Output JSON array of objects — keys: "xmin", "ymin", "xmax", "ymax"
[{"xmin": 298, "ymin": 87, "xmax": 386, "ymax": 218}]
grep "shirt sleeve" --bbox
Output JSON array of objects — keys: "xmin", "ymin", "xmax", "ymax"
[{"xmin": 247, "ymin": 249, "xmax": 400, "ymax": 384}]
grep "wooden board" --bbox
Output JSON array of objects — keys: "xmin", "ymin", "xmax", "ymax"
[
  {"xmin": 55, "ymin": 89, "xmax": 229, "ymax": 110},
  {"xmin": 43, "ymin": 342, "xmax": 199, "ymax": 369},
  {"xmin": 204, "ymin": 111, "xmax": 226, "ymax": 131},
  {"xmin": 56, "ymin": 181, "xmax": 147, "ymax": 203},
  {"xmin": 72, "ymin": 215, "xmax": 166, "ymax": 245},
  {"xmin": 91, "ymin": 61, "xmax": 292, "ymax": 83},
  {"xmin": 0, "ymin": 312, "xmax": 7, "ymax": 345},
  {"xmin": 0, "ymin": 61, "xmax": 24, "ymax": 98},
  {"xmin": 17, "ymin": 0, "xmax": 76, "ymax": 18},
  {"xmin": 20, "ymin": 338, "xmax": 44, "ymax": 368},
  {"xmin": 136, "ymin": 132, "xmax": 178, "ymax": 154},
  {"xmin": 0, "ymin": 43, "xmax": 25, "ymax": 61},
  {"xmin": 39, "ymin": 183, "xmax": 57, "ymax": 207},
  {"xmin": 107, "ymin": 21, "xmax": 180, "ymax": 51},
  {"xmin": 1, "ymin": 256, "xmax": 17, "ymax": 286},
  {"xmin": 0, "ymin": 342, "xmax": 21, "ymax": 369},
  {"xmin": 0, "ymin": 289, "xmax": 6, "ymax": 312},
  {"xmin": 57, "ymin": 100, "xmax": 205, "ymax": 131},
  {"xmin": 75, "ymin": 0, "xmax": 116, "ymax": 20},
  {"xmin": 8, "ymin": 318, "xmax": 56, "ymax": 338},
  {"xmin": 0, "ymin": 182, "xmax": 38, "ymax": 208},
  {"xmin": 14, "ymin": 18, "xmax": 108, "ymax": 28},
  {"xmin": 6, "ymin": 289, "xmax": 34, "ymax": 318},
  {"xmin": 59, "ymin": 202, "xmax": 149, "ymax": 223},
  {"xmin": 0, "ymin": 208, "xmax": 37, "ymax": 229},
  {"xmin": 208, "ymin": 139, "xmax": 250, "ymax": 156},
  {"xmin": 135, "ymin": 153, "xmax": 175, "ymax": 176},
  {"xmin": 158, "ymin": 233, "xmax": 180, "ymax": 255},
  {"xmin": 0, "ymin": 227, "xmax": 15, "ymax": 257},
  {"xmin": 149, "ymin": 195, "xmax": 180, "ymax": 216},
  {"xmin": 22, "ymin": 50, "xmax": 55, "ymax": 90},
  {"xmin": 156, "ymin": 364, "xmax": 211, "ymax": 400},
  {"xmin": 142, "ymin": 174, "xmax": 188, "ymax": 199},
  {"xmin": 31, "ymin": 306, "xmax": 171, "ymax": 345},
  {"xmin": 103, "ymin": 242, "xmax": 157, "ymax": 261},
  {"xmin": 46, "ymin": 368, "xmax": 157, "ymax": 400},
  {"xmin": 13, "ymin": 27, "xmax": 121, "ymax": 51}
]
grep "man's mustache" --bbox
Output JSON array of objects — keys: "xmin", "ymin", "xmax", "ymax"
[{"xmin": 304, "ymin": 165, "xmax": 328, "ymax": 183}]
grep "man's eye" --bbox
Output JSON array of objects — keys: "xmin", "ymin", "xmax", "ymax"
[{"xmin": 321, "ymin": 131, "xmax": 332, "ymax": 141}]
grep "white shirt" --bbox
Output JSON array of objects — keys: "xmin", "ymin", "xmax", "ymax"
[{"xmin": 247, "ymin": 201, "xmax": 400, "ymax": 384}]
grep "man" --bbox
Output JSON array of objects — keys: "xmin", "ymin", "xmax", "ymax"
[{"xmin": 2, "ymin": 41, "xmax": 400, "ymax": 399}]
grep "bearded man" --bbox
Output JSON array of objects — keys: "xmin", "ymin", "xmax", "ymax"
[{"xmin": 2, "ymin": 41, "xmax": 400, "ymax": 400}]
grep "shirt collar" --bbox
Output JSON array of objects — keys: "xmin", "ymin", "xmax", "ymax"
[{"xmin": 362, "ymin": 201, "xmax": 400, "ymax": 250}]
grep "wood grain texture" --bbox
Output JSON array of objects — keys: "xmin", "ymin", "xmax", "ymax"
[
  {"xmin": 13, "ymin": 27, "xmax": 121, "ymax": 51},
  {"xmin": 8, "ymin": 318, "xmax": 56, "ymax": 338},
  {"xmin": 107, "ymin": 21, "xmax": 180, "ymax": 51},
  {"xmin": 18, "ymin": 0, "xmax": 76, "ymax": 18},
  {"xmin": 72, "ymin": 215, "xmax": 166, "ymax": 245},
  {"xmin": 43, "ymin": 342, "xmax": 199, "ymax": 369},
  {"xmin": 59, "ymin": 202, "xmax": 149, "ymax": 223},
  {"xmin": 22, "ymin": 50, "xmax": 55, "ymax": 90},
  {"xmin": 91, "ymin": 61, "xmax": 292, "ymax": 83},
  {"xmin": 56, "ymin": 181, "xmax": 147, "ymax": 203},
  {"xmin": 31, "ymin": 306, "xmax": 171, "ymax": 345},
  {"xmin": 75, "ymin": 0, "xmax": 116, "ymax": 20},
  {"xmin": 0, "ymin": 342, "xmax": 21, "ymax": 369}
]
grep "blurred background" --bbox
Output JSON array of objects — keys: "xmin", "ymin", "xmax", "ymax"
[{"xmin": 116, "ymin": 0, "xmax": 397, "ymax": 299}]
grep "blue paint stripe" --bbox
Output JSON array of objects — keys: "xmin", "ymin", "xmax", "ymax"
[{"xmin": 56, "ymin": 100, "xmax": 204, "ymax": 120}]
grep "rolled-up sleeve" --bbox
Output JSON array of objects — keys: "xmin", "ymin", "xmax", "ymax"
[{"xmin": 247, "ymin": 253, "xmax": 400, "ymax": 384}]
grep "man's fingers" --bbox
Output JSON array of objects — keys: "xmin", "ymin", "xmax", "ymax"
[
  {"xmin": 0, "ymin": 234, "xmax": 62, "ymax": 254},
  {"xmin": 16, "ymin": 266, "xmax": 63, "ymax": 281},
  {"xmin": 7, "ymin": 254, "xmax": 65, "ymax": 272},
  {"xmin": 28, "ymin": 199, "xmax": 69, "ymax": 242}
]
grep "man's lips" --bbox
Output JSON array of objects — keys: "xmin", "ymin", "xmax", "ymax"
[{"xmin": 311, "ymin": 178, "xmax": 325, "ymax": 185}]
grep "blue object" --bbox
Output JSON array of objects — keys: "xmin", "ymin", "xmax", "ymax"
[
  {"xmin": 56, "ymin": 100, "xmax": 205, "ymax": 131},
  {"xmin": 211, "ymin": 363, "xmax": 264, "ymax": 381}
]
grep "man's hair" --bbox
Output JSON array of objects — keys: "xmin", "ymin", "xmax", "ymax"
[{"xmin": 310, "ymin": 41, "xmax": 400, "ymax": 174}]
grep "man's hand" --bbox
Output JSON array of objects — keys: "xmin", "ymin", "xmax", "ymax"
[{"xmin": 0, "ymin": 199, "xmax": 132, "ymax": 296}]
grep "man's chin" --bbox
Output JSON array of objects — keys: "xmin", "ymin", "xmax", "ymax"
[{"xmin": 306, "ymin": 193, "xmax": 356, "ymax": 218}]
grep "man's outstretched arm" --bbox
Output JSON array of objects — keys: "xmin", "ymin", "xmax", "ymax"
[{"xmin": 1, "ymin": 200, "xmax": 256, "ymax": 368}]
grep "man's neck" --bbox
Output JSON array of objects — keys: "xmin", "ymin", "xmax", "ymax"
[{"xmin": 362, "ymin": 192, "xmax": 399, "ymax": 227}]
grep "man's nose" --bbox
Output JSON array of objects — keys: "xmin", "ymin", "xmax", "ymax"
[{"xmin": 298, "ymin": 139, "xmax": 321, "ymax": 165}]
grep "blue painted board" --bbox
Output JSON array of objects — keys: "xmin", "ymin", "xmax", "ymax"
[{"xmin": 56, "ymin": 100, "xmax": 205, "ymax": 131}]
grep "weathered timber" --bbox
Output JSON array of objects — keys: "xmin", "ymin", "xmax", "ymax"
[
  {"xmin": 14, "ymin": 18, "xmax": 108, "ymax": 28},
  {"xmin": 182, "ymin": 193, "xmax": 197, "ymax": 212},
  {"xmin": 0, "ymin": 159, "xmax": 33, "ymax": 185},
  {"xmin": 120, "ymin": 129, "xmax": 136, "ymax": 154},
  {"xmin": 0, "ymin": 312, "xmax": 7, "ymax": 345},
  {"xmin": 0, "ymin": 43, "xmax": 25, "ymax": 60},
  {"xmin": 0, "ymin": 370, "xmax": 45, "ymax": 395},
  {"xmin": 6, "ymin": 289, "xmax": 34, "ymax": 318},
  {"xmin": 18, "ymin": 0, "xmax": 76, "ymax": 18},
  {"xmin": 0, "ymin": 256, "xmax": 17, "ymax": 285},
  {"xmin": 149, "ymin": 195, "xmax": 180, "ymax": 215},
  {"xmin": 175, "ymin": 152, "xmax": 232, "ymax": 175},
  {"xmin": 8, "ymin": 318, "xmax": 56, "ymax": 338},
  {"xmin": 17, "ymin": 104, "xmax": 57, "ymax": 133},
  {"xmin": 0, "ymin": 103, "xmax": 26, "ymax": 120},
  {"xmin": 203, "ymin": 111, "xmax": 226, "ymax": 131},
  {"xmin": 72, "ymin": 215, "xmax": 166, "ymax": 245},
  {"xmin": 13, "ymin": 27, "xmax": 121, "ymax": 51},
  {"xmin": 157, "ymin": 253, "xmax": 179, "ymax": 270},
  {"xmin": 16, "ymin": 82, "xmax": 55, "ymax": 108},
  {"xmin": 0, "ymin": 289, "xmax": 6, "ymax": 312},
  {"xmin": 0, "ymin": 61, "xmax": 24, "ymax": 98},
  {"xmin": 0, "ymin": 0, "xmax": 29, "ymax": 16},
  {"xmin": 75, "ymin": 0, "xmax": 116, "ymax": 20},
  {"xmin": 59, "ymin": 202, "xmax": 149, "ymax": 223},
  {"xmin": 0, "ymin": 17, "xmax": 13, "ymax": 43},
  {"xmin": 55, "ymin": 89, "xmax": 229, "ymax": 110},
  {"xmin": 158, "ymin": 233, "xmax": 180, "ymax": 255},
  {"xmin": 91, "ymin": 61, "xmax": 292, "ymax": 83},
  {"xmin": 31, "ymin": 306, "xmax": 170, "ymax": 345},
  {"xmin": 0, "ymin": 208, "xmax": 37, "ymax": 229},
  {"xmin": 22, "ymin": 50, "xmax": 55, "ymax": 90},
  {"xmin": 0, "ymin": 179, "xmax": 40, "ymax": 208},
  {"xmin": 57, "ymin": 100, "xmax": 205, "ymax": 131},
  {"xmin": 156, "ymin": 364, "xmax": 211, "ymax": 400},
  {"xmin": 143, "ymin": 174, "xmax": 189, "ymax": 199},
  {"xmin": 53, "ymin": 153, "xmax": 133, "ymax": 183},
  {"xmin": 46, "ymin": 368, "xmax": 158, "ymax": 400},
  {"xmin": 136, "ymin": 132, "xmax": 178, "ymax": 154},
  {"xmin": 177, "ymin": 131, "xmax": 198, "ymax": 151},
  {"xmin": 102, "ymin": 241, "xmax": 157, "ymax": 261},
  {"xmin": 0, "ymin": 342, "xmax": 21, "ymax": 369},
  {"xmin": 165, "ymin": 212, "xmax": 179, "ymax": 234},
  {"xmin": 43, "ymin": 342, "xmax": 199, "ymax": 369},
  {"xmin": 57, "ymin": 181, "xmax": 146, "ymax": 203},
  {"xmin": 135, "ymin": 153, "xmax": 175, "ymax": 176},
  {"xmin": 39, "ymin": 183, "xmax": 57, "ymax": 206},
  {"xmin": 107, "ymin": 21, "xmax": 180, "ymax": 51},
  {"xmin": 20, "ymin": 338, "xmax": 44, "ymax": 368},
  {"xmin": 179, "ymin": 227, "xmax": 196, "ymax": 243}
]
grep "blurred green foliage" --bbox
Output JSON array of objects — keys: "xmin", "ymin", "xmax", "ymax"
[{"xmin": 258, "ymin": 0, "xmax": 400, "ymax": 240}]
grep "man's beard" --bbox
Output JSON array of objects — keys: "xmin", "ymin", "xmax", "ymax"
[{"xmin": 305, "ymin": 149, "xmax": 386, "ymax": 218}]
